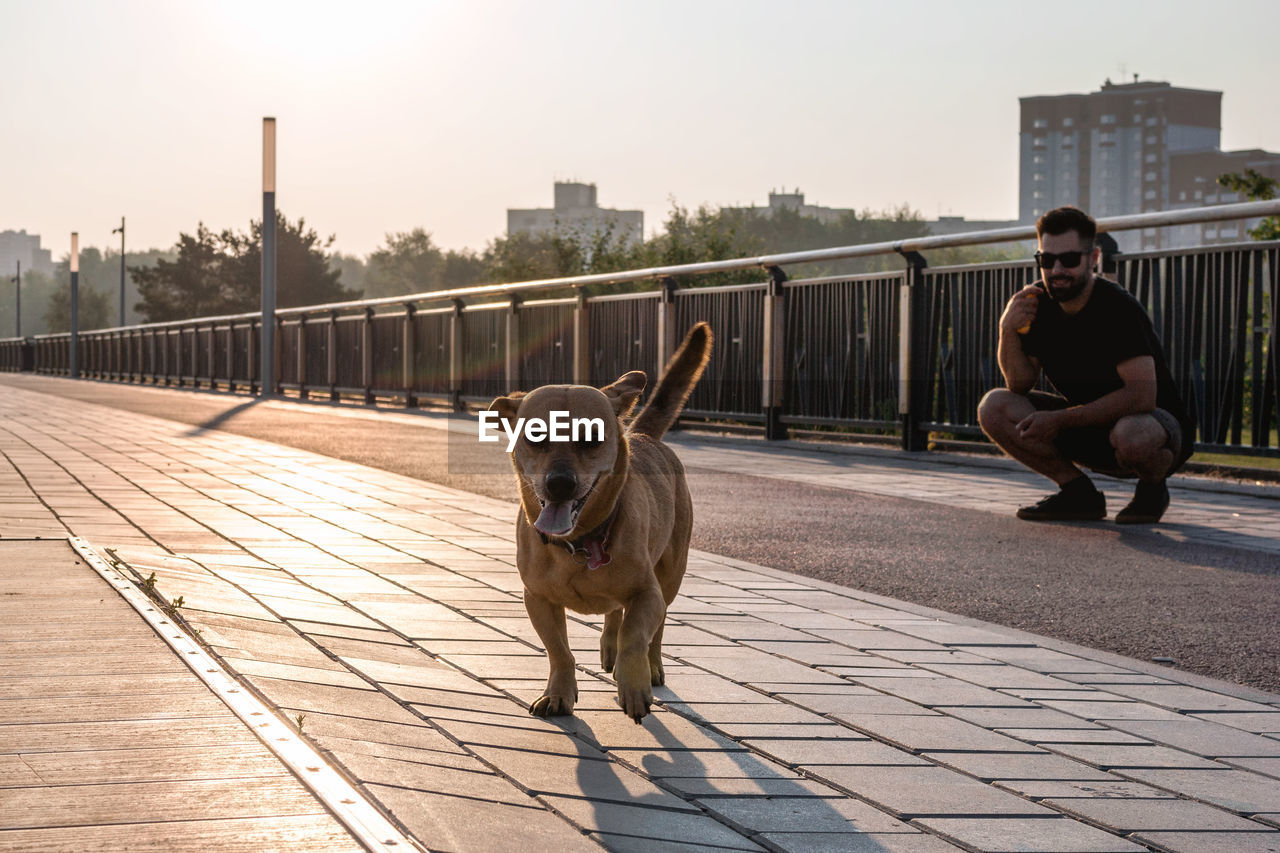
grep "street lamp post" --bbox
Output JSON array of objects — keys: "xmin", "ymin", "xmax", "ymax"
[
  {"xmin": 112, "ymin": 217, "xmax": 125, "ymax": 327},
  {"xmin": 11, "ymin": 260, "xmax": 19, "ymax": 338},
  {"xmin": 261, "ymin": 117, "xmax": 276, "ymax": 397},
  {"xmin": 70, "ymin": 232, "xmax": 79, "ymax": 379}
]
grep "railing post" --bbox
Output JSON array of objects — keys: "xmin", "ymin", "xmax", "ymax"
[
  {"xmin": 572, "ymin": 288, "xmax": 589, "ymax": 385},
  {"xmin": 206, "ymin": 323, "xmax": 216, "ymax": 389},
  {"xmin": 763, "ymin": 265, "xmax": 788, "ymax": 440},
  {"xmin": 449, "ymin": 299, "xmax": 464, "ymax": 412},
  {"xmin": 226, "ymin": 323, "xmax": 236, "ymax": 392},
  {"xmin": 897, "ymin": 249, "xmax": 929, "ymax": 452},
  {"xmin": 505, "ymin": 296, "xmax": 521, "ymax": 395},
  {"xmin": 362, "ymin": 306, "xmax": 375, "ymax": 405},
  {"xmin": 327, "ymin": 310, "xmax": 338, "ymax": 401},
  {"xmin": 656, "ymin": 276, "xmax": 678, "ymax": 375},
  {"xmin": 402, "ymin": 303, "xmax": 416, "ymax": 408},
  {"xmin": 296, "ymin": 315, "xmax": 308, "ymax": 399}
]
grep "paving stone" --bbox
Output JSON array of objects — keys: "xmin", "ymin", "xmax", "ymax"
[
  {"xmin": 996, "ymin": 779, "xmax": 1178, "ymax": 800},
  {"xmin": 921, "ymin": 664, "xmax": 1080, "ymax": 690},
  {"xmin": 337, "ymin": 655, "xmax": 491, "ymax": 693},
  {"xmin": 805, "ymin": 765, "xmax": 1056, "ymax": 818},
  {"xmin": 432, "ymin": 719, "xmax": 604, "ymax": 757},
  {"xmin": 781, "ymin": 691, "xmax": 941, "ymax": 716},
  {"xmin": 563, "ymin": 709, "xmax": 742, "ymax": 751},
  {"xmin": 467, "ymin": 746, "xmax": 699, "ymax": 810},
  {"xmin": 1047, "ymin": 796, "xmax": 1267, "ymax": 831},
  {"xmin": 755, "ymin": 832, "xmax": 963, "ymax": 852},
  {"xmin": 365, "ymin": 786, "xmax": 599, "ymax": 853},
  {"xmin": 945, "ymin": 706, "xmax": 1099, "ymax": 729},
  {"xmin": 744, "ymin": 738, "xmax": 927, "ymax": 767},
  {"xmin": 922, "ymin": 751, "xmax": 1113, "ymax": 782},
  {"xmin": 223, "ymin": 657, "xmax": 373, "ymax": 689},
  {"xmin": 665, "ymin": 702, "xmax": 830, "ymax": 725},
  {"xmin": 1036, "ymin": 699, "xmax": 1188, "ymax": 722},
  {"xmin": 661, "ymin": 776, "xmax": 847, "ymax": 798},
  {"xmin": 590, "ymin": 832, "xmax": 766, "ymax": 852},
  {"xmin": 1097, "ymin": 684, "xmax": 1277, "ymax": 713},
  {"xmin": 1129, "ymin": 831, "xmax": 1280, "ymax": 853},
  {"xmin": 1113, "ymin": 768, "xmax": 1280, "ymax": 814},
  {"xmin": 849, "ymin": 677, "xmax": 1031, "ymax": 708},
  {"xmin": 608, "ymin": 748, "xmax": 800, "ymax": 780},
  {"xmin": 1226, "ymin": 757, "xmax": 1280, "ymax": 778},
  {"xmin": 702, "ymin": 721, "xmax": 863, "ymax": 740},
  {"xmin": 1190, "ymin": 712, "xmax": 1280, "ymax": 734},
  {"xmin": 996, "ymin": 727, "xmax": 1150, "ymax": 745},
  {"xmin": 915, "ymin": 817, "xmax": 1145, "ymax": 852},
  {"xmin": 1047, "ymin": 743, "xmax": 1226, "ymax": 770},
  {"xmin": 331, "ymin": 750, "xmax": 531, "ymax": 805},
  {"xmin": 539, "ymin": 795, "xmax": 758, "ymax": 848},
  {"xmin": 696, "ymin": 794, "xmax": 914, "ymax": 834},
  {"xmin": 807, "ymin": 629, "xmax": 950, "ymax": 651},
  {"xmin": 832, "ymin": 713, "xmax": 1038, "ymax": 753},
  {"xmin": 1103, "ymin": 718, "xmax": 1280, "ymax": 758}
]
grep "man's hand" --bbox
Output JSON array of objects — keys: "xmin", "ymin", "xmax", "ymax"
[
  {"xmin": 1001, "ymin": 286, "xmax": 1042, "ymax": 336},
  {"xmin": 1016, "ymin": 409, "xmax": 1061, "ymax": 444}
]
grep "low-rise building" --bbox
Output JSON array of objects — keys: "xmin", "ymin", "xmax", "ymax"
[{"xmin": 507, "ymin": 182, "xmax": 644, "ymax": 245}]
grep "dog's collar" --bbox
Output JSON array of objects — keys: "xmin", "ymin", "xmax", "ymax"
[{"xmin": 540, "ymin": 503, "xmax": 619, "ymax": 570}]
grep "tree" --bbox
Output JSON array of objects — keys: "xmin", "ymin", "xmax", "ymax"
[
  {"xmin": 364, "ymin": 228, "xmax": 485, "ymax": 298},
  {"xmin": 132, "ymin": 213, "xmax": 359, "ymax": 322},
  {"xmin": 43, "ymin": 274, "xmax": 112, "ymax": 332},
  {"xmin": 1217, "ymin": 168, "xmax": 1280, "ymax": 240}
]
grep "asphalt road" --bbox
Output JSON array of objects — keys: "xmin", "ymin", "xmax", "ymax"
[{"xmin": 4, "ymin": 374, "xmax": 1277, "ymax": 693}]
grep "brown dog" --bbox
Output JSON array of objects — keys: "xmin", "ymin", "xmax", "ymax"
[{"xmin": 489, "ymin": 322, "xmax": 712, "ymax": 722}]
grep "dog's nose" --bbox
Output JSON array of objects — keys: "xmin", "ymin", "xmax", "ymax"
[{"xmin": 545, "ymin": 469, "xmax": 577, "ymax": 502}]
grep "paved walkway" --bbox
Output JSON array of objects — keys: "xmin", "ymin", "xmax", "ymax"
[
  {"xmin": 0, "ymin": 539, "xmax": 365, "ymax": 852},
  {"xmin": 2, "ymin": 382, "xmax": 1279, "ymax": 852}
]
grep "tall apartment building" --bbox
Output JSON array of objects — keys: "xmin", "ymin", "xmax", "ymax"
[
  {"xmin": 0, "ymin": 230, "xmax": 55, "ymax": 277},
  {"xmin": 1020, "ymin": 79, "xmax": 1280, "ymax": 251},
  {"xmin": 1020, "ymin": 79, "xmax": 1221, "ymax": 250},
  {"xmin": 507, "ymin": 182, "xmax": 644, "ymax": 245}
]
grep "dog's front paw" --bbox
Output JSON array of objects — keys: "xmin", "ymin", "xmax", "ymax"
[
  {"xmin": 614, "ymin": 658, "xmax": 653, "ymax": 723},
  {"xmin": 530, "ymin": 691, "xmax": 577, "ymax": 717},
  {"xmin": 531, "ymin": 670, "xmax": 578, "ymax": 717}
]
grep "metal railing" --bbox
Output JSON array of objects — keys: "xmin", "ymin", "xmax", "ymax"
[{"xmin": 4, "ymin": 200, "xmax": 1278, "ymax": 457}]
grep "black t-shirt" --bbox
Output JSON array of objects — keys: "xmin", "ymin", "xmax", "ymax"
[{"xmin": 1021, "ymin": 278, "xmax": 1195, "ymax": 440}]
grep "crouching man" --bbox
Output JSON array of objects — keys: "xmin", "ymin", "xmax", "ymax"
[{"xmin": 978, "ymin": 206, "xmax": 1195, "ymax": 524}]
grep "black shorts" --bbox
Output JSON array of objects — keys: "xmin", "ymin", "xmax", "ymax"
[{"xmin": 1027, "ymin": 391, "xmax": 1189, "ymax": 478}]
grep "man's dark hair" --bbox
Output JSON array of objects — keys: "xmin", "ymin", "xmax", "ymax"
[{"xmin": 1036, "ymin": 206, "xmax": 1098, "ymax": 242}]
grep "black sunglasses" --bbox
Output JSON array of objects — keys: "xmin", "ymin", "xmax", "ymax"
[{"xmin": 1034, "ymin": 249, "xmax": 1091, "ymax": 269}]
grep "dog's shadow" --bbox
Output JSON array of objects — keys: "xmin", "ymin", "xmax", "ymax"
[{"xmin": 562, "ymin": 708, "xmax": 892, "ymax": 849}]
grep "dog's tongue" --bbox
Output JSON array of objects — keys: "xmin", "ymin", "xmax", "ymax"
[{"xmin": 535, "ymin": 501, "xmax": 575, "ymax": 536}]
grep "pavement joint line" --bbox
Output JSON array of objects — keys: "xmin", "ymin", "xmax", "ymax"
[{"xmin": 67, "ymin": 535, "xmax": 425, "ymax": 853}]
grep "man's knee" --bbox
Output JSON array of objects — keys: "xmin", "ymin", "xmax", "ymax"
[
  {"xmin": 978, "ymin": 389, "xmax": 1030, "ymax": 435},
  {"xmin": 1110, "ymin": 414, "xmax": 1165, "ymax": 464}
]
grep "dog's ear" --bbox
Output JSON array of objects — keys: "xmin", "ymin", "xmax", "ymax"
[
  {"xmin": 488, "ymin": 391, "xmax": 525, "ymax": 422},
  {"xmin": 600, "ymin": 371, "xmax": 646, "ymax": 417}
]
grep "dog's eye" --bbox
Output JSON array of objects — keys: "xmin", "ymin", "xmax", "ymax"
[
  {"xmin": 574, "ymin": 437, "xmax": 603, "ymax": 450},
  {"xmin": 525, "ymin": 434, "xmax": 550, "ymax": 449}
]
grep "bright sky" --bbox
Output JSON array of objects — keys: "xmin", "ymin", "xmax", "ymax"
[{"xmin": 4, "ymin": 0, "xmax": 1278, "ymax": 259}]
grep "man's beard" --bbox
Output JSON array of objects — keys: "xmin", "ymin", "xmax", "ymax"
[{"xmin": 1045, "ymin": 271, "xmax": 1089, "ymax": 302}]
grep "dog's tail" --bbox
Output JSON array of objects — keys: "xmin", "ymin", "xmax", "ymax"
[{"xmin": 629, "ymin": 322, "xmax": 713, "ymax": 440}]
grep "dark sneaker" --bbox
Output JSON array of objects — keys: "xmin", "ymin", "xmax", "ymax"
[
  {"xmin": 1115, "ymin": 481, "xmax": 1170, "ymax": 525},
  {"xmin": 1016, "ymin": 480, "xmax": 1106, "ymax": 521}
]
